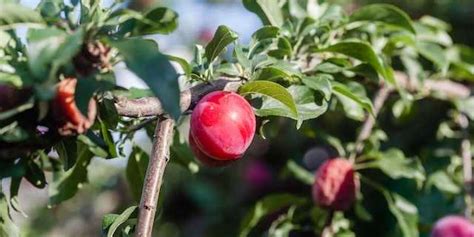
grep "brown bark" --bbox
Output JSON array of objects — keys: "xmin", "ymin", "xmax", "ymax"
[
  {"xmin": 134, "ymin": 118, "xmax": 175, "ymax": 237},
  {"xmin": 115, "ymin": 79, "xmax": 242, "ymax": 117}
]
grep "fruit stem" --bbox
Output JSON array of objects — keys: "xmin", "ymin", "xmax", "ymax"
[{"xmin": 134, "ymin": 117, "xmax": 175, "ymax": 237}]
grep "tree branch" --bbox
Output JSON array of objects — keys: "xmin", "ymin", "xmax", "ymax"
[
  {"xmin": 394, "ymin": 71, "xmax": 470, "ymax": 99},
  {"xmin": 348, "ymin": 72, "xmax": 471, "ymax": 162},
  {"xmin": 458, "ymin": 114, "xmax": 473, "ymax": 219},
  {"xmin": 134, "ymin": 117, "xmax": 175, "ymax": 237},
  {"xmin": 115, "ymin": 79, "xmax": 241, "ymax": 118},
  {"xmin": 349, "ymin": 85, "xmax": 392, "ymax": 162},
  {"xmin": 115, "ymin": 74, "xmax": 469, "ymax": 118}
]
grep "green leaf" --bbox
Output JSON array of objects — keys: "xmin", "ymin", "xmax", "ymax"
[
  {"xmin": 99, "ymin": 121, "xmax": 118, "ymax": 158},
  {"xmin": 301, "ymin": 74, "xmax": 333, "ymax": 101},
  {"xmin": 267, "ymin": 206, "xmax": 299, "ymax": 237},
  {"xmin": 239, "ymin": 194, "xmax": 306, "ymax": 237},
  {"xmin": 239, "ymin": 81, "xmax": 298, "ymax": 118},
  {"xmin": 110, "ymin": 39, "xmax": 181, "ymax": 120},
  {"xmin": 133, "ymin": 7, "xmax": 178, "ymax": 35},
  {"xmin": 362, "ymin": 177, "xmax": 419, "ymax": 237},
  {"xmin": 49, "ymin": 141, "xmax": 94, "ymax": 205},
  {"xmin": 234, "ymin": 44, "xmax": 251, "ymax": 69},
  {"xmin": 0, "ymin": 3, "xmax": 44, "ymax": 28},
  {"xmin": 243, "ymin": 0, "xmax": 284, "ymax": 26},
  {"xmin": 166, "ymin": 54, "xmax": 191, "ymax": 76},
  {"xmin": 251, "ymin": 26, "xmax": 280, "ymax": 42},
  {"xmin": 255, "ymin": 85, "xmax": 328, "ymax": 128},
  {"xmin": 54, "ymin": 138, "xmax": 78, "ymax": 171},
  {"xmin": 349, "ymin": 4, "xmax": 416, "ymax": 34},
  {"xmin": 27, "ymin": 27, "xmax": 84, "ymax": 81},
  {"xmin": 268, "ymin": 37, "xmax": 293, "ymax": 58},
  {"xmin": 102, "ymin": 214, "xmax": 119, "ymax": 234},
  {"xmin": 126, "ymin": 146, "xmax": 149, "ymax": 202},
  {"xmin": 419, "ymin": 16, "xmax": 451, "ymax": 31},
  {"xmin": 79, "ymin": 0, "xmax": 107, "ymax": 25},
  {"xmin": 253, "ymin": 66, "xmax": 294, "ymax": 82},
  {"xmin": 205, "ymin": 25, "xmax": 238, "ymax": 63},
  {"xmin": 104, "ymin": 206, "xmax": 138, "ymax": 237},
  {"xmin": 386, "ymin": 193, "xmax": 419, "ymax": 237},
  {"xmin": 24, "ymin": 160, "xmax": 46, "ymax": 189},
  {"xmin": 332, "ymin": 82, "xmax": 374, "ymax": 120},
  {"xmin": 414, "ymin": 22, "xmax": 452, "ymax": 47},
  {"xmin": 285, "ymin": 160, "xmax": 314, "ymax": 185},
  {"xmin": 0, "ymin": 188, "xmax": 19, "ymax": 237},
  {"xmin": 316, "ymin": 41, "xmax": 395, "ymax": 85},
  {"xmin": 426, "ymin": 171, "xmax": 461, "ymax": 194},
  {"xmin": 99, "ymin": 98, "xmax": 119, "ymax": 129},
  {"xmin": 349, "ymin": 63, "xmax": 380, "ymax": 82},
  {"xmin": 37, "ymin": 0, "xmax": 64, "ymax": 19},
  {"xmin": 75, "ymin": 77, "xmax": 98, "ymax": 116},
  {"xmin": 78, "ymin": 133, "xmax": 109, "ymax": 158},
  {"xmin": 369, "ymin": 149, "xmax": 425, "ymax": 185},
  {"xmin": 416, "ymin": 41, "xmax": 448, "ymax": 70}
]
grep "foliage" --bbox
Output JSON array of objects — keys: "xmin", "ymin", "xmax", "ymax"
[{"xmin": 0, "ymin": 0, "xmax": 473, "ymax": 236}]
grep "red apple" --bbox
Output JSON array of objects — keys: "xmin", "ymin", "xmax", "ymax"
[
  {"xmin": 312, "ymin": 158, "xmax": 359, "ymax": 211},
  {"xmin": 190, "ymin": 91, "xmax": 256, "ymax": 160},
  {"xmin": 432, "ymin": 216, "xmax": 474, "ymax": 237},
  {"xmin": 52, "ymin": 78, "xmax": 96, "ymax": 136},
  {"xmin": 189, "ymin": 133, "xmax": 234, "ymax": 167}
]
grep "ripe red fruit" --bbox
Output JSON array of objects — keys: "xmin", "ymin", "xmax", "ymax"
[
  {"xmin": 312, "ymin": 158, "xmax": 359, "ymax": 211},
  {"xmin": 190, "ymin": 91, "xmax": 256, "ymax": 160},
  {"xmin": 52, "ymin": 78, "xmax": 97, "ymax": 136},
  {"xmin": 189, "ymin": 134, "xmax": 234, "ymax": 167},
  {"xmin": 431, "ymin": 216, "xmax": 474, "ymax": 237}
]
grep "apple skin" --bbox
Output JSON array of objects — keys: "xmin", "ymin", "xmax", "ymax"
[
  {"xmin": 189, "ymin": 133, "xmax": 235, "ymax": 167},
  {"xmin": 190, "ymin": 91, "xmax": 256, "ymax": 160},
  {"xmin": 52, "ymin": 78, "xmax": 97, "ymax": 136},
  {"xmin": 312, "ymin": 158, "xmax": 359, "ymax": 211},
  {"xmin": 431, "ymin": 216, "xmax": 474, "ymax": 237}
]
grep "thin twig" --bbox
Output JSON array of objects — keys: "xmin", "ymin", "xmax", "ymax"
[
  {"xmin": 394, "ymin": 71, "xmax": 470, "ymax": 99},
  {"xmin": 458, "ymin": 114, "xmax": 473, "ymax": 219},
  {"xmin": 125, "ymin": 117, "xmax": 158, "ymax": 133},
  {"xmin": 349, "ymin": 85, "xmax": 393, "ymax": 162},
  {"xmin": 134, "ymin": 117, "xmax": 175, "ymax": 237}
]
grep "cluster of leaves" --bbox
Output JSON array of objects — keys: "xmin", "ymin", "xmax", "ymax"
[{"xmin": 0, "ymin": 0, "xmax": 474, "ymax": 236}]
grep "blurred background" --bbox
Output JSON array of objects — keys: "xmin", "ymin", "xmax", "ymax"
[{"xmin": 5, "ymin": 0, "xmax": 474, "ymax": 236}]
